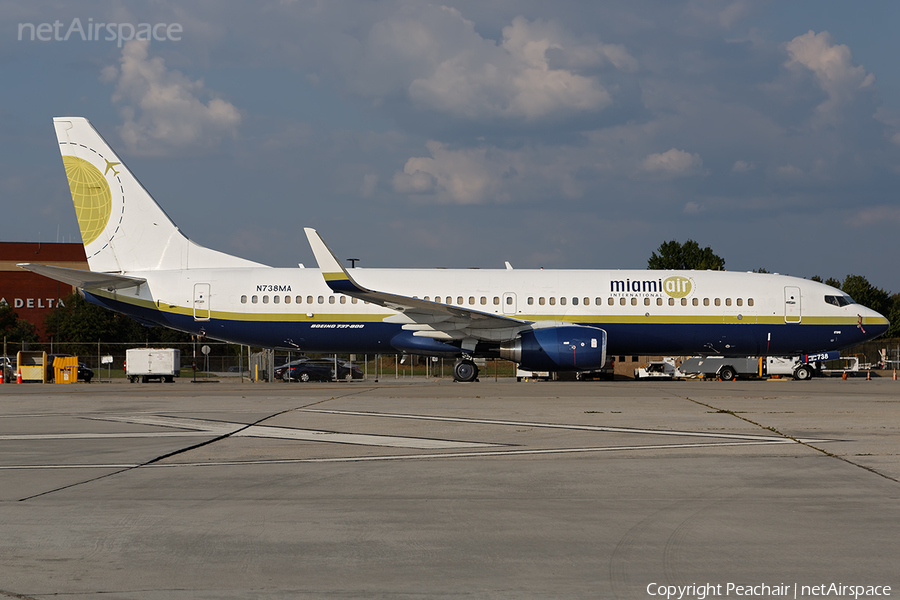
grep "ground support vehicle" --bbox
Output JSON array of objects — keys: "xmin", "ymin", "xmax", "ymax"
[
  {"xmin": 126, "ymin": 348, "xmax": 180, "ymax": 383},
  {"xmin": 635, "ymin": 358, "xmax": 677, "ymax": 380}
]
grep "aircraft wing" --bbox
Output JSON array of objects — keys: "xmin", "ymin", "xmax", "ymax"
[
  {"xmin": 18, "ymin": 263, "xmax": 146, "ymax": 291},
  {"xmin": 304, "ymin": 228, "xmax": 528, "ymax": 335}
]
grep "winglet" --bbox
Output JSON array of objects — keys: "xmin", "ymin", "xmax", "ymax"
[{"xmin": 304, "ymin": 228, "xmax": 368, "ymax": 295}]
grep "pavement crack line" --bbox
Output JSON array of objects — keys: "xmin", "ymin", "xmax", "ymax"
[
  {"xmin": 678, "ymin": 393, "xmax": 899, "ymax": 485},
  {"xmin": 16, "ymin": 388, "xmax": 374, "ymax": 502}
]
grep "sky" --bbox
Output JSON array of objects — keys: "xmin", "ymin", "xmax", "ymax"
[{"xmin": 2, "ymin": 1, "xmax": 899, "ymax": 293}]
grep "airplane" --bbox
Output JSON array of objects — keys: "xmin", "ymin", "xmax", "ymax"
[{"xmin": 20, "ymin": 117, "xmax": 890, "ymax": 382}]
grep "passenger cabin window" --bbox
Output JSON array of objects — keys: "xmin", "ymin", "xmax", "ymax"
[
  {"xmin": 668, "ymin": 298, "xmax": 674, "ymax": 306},
  {"xmin": 621, "ymin": 298, "xmax": 627, "ymax": 306},
  {"xmin": 273, "ymin": 296, "xmax": 280, "ymax": 304},
  {"xmin": 506, "ymin": 296, "xmax": 513, "ymax": 305},
  {"xmin": 703, "ymin": 298, "xmax": 709, "ymax": 306},
  {"xmin": 527, "ymin": 297, "xmax": 534, "ymax": 305},
  {"xmin": 262, "ymin": 295, "xmax": 269, "ymax": 304},
  {"xmin": 560, "ymin": 297, "xmax": 566, "ymax": 306},
  {"xmin": 630, "ymin": 298, "xmax": 637, "ymax": 306},
  {"xmin": 645, "ymin": 298, "xmax": 651, "ymax": 306},
  {"xmin": 480, "ymin": 297, "xmax": 487, "ymax": 305},
  {"xmin": 736, "ymin": 298, "xmax": 742, "ymax": 306},
  {"xmin": 241, "ymin": 295, "xmax": 247, "ymax": 304},
  {"xmin": 317, "ymin": 296, "xmax": 324, "ymax": 304},
  {"xmin": 328, "ymin": 296, "xmax": 335, "ymax": 304},
  {"xmin": 252, "ymin": 295, "xmax": 258, "ymax": 303},
  {"xmin": 285, "ymin": 296, "xmax": 291, "ymax": 304},
  {"xmin": 340, "ymin": 296, "xmax": 346, "ymax": 304},
  {"xmin": 692, "ymin": 298, "xmax": 698, "ymax": 306},
  {"xmin": 725, "ymin": 298, "xmax": 732, "ymax": 306},
  {"xmin": 307, "ymin": 296, "xmax": 313, "ymax": 304},
  {"xmin": 352, "ymin": 298, "xmax": 358, "ymax": 304},
  {"xmin": 539, "ymin": 297, "xmax": 546, "ymax": 305},
  {"xmin": 572, "ymin": 297, "xmax": 578, "ymax": 306},
  {"xmin": 596, "ymin": 298, "xmax": 603, "ymax": 305},
  {"xmin": 715, "ymin": 298, "xmax": 721, "ymax": 306},
  {"xmin": 469, "ymin": 296, "xmax": 475, "ymax": 305},
  {"xmin": 748, "ymin": 298, "xmax": 754, "ymax": 307},
  {"xmin": 681, "ymin": 298, "xmax": 687, "ymax": 306},
  {"xmin": 493, "ymin": 297, "xmax": 500, "ymax": 305},
  {"xmin": 608, "ymin": 298, "xmax": 614, "ymax": 306},
  {"xmin": 657, "ymin": 298, "xmax": 663, "ymax": 306},
  {"xmin": 550, "ymin": 297, "xmax": 556, "ymax": 305}
]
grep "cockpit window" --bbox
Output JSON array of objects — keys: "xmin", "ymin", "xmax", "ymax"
[{"xmin": 824, "ymin": 295, "xmax": 853, "ymax": 307}]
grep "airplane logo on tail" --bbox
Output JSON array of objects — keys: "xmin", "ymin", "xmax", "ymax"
[{"xmin": 104, "ymin": 159, "xmax": 120, "ymax": 176}]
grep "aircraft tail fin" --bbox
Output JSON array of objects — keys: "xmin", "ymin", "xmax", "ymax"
[{"xmin": 53, "ymin": 117, "xmax": 264, "ymax": 273}]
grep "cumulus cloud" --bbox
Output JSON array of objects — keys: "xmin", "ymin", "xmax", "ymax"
[
  {"xmin": 732, "ymin": 160, "xmax": 755, "ymax": 172},
  {"xmin": 785, "ymin": 30, "xmax": 875, "ymax": 123},
  {"xmin": 355, "ymin": 7, "xmax": 635, "ymax": 121},
  {"xmin": 393, "ymin": 141, "xmax": 512, "ymax": 204},
  {"xmin": 641, "ymin": 149, "xmax": 704, "ymax": 177},
  {"xmin": 103, "ymin": 40, "xmax": 241, "ymax": 154}
]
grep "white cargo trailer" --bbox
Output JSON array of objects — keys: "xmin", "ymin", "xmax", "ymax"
[{"xmin": 126, "ymin": 348, "xmax": 181, "ymax": 383}]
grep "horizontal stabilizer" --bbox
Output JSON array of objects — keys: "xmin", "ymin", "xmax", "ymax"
[{"xmin": 18, "ymin": 263, "xmax": 146, "ymax": 291}]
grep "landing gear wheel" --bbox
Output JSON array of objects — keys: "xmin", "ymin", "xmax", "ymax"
[
  {"xmin": 793, "ymin": 365, "xmax": 812, "ymax": 380},
  {"xmin": 719, "ymin": 366, "xmax": 736, "ymax": 381},
  {"xmin": 453, "ymin": 359, "xmax": 478, "ymax": 382}
]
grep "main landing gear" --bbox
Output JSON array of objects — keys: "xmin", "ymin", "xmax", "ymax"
[{"xmin": 453, "ymin": 359, "xmax": 479, "ymax": 382}]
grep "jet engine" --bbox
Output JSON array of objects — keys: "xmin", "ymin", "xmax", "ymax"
[{"xmin": 500, "ymin": 326, "xmax": 607, "ymax": 372}]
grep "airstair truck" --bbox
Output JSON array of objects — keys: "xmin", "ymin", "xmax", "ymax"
[{"xmin": 126, "ymin": 348, "xmax": 180, "ymax": 383}]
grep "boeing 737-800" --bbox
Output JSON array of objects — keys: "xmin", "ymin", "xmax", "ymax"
[{"xmin": 20, "ymin": 117, "xmax": 889, "ymax": 381}]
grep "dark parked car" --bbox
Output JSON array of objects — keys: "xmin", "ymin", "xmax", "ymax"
[
  {"xmin": 46, "ymin": 354, "xmax": 94, "ymax": 383},
  {"xmin": 281, "ymin": 358, "xmax": 363, "ymax": 382},
  {"xmin": 274, "ymin": 357, "xmax": 311, "ymax": 380},
  {"xmin": 338, "ymin": 362, "xmax": 363, "ymax": 381},
  {"xmin": 284, "ymin": 360, "xmax": 335, "ymax": 382}
]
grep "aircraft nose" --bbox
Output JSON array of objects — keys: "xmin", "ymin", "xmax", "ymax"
[{"xmin": 862, "ymin": 307, "xmax": 890, "ymax": 338}]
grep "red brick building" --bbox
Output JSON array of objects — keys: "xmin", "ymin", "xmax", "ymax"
[{"xmin": 0, "ymin": 243, "xmax": 88, "ymax": 339}]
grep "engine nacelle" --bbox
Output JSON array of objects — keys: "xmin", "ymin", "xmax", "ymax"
[{"xmin": 500, "ymin": 326, "xmax": 607, "ymax": 372}]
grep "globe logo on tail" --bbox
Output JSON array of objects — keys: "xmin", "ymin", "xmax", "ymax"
[{"xmin": 62, "ymin": 156, "xmax": 112, "ymax": 246}]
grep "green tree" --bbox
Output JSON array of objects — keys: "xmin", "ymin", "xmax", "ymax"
[
  {"xmin": 840, "ymin": 274, "xmax": 891, "ymax": 316},
  {"xmin": 0, "ymin": 304, "xmax": 39, "ymax": 343},
  {"xmin": 887, "ymin": 293, "xmax": 900, "ymax": 339},
  {"xmin": 648, "ymin": 240, "xmax": 725, "ymax": 271},
  {"xmin": 43, "ymin": 293, "xmax": 192, "ymax": 348}
]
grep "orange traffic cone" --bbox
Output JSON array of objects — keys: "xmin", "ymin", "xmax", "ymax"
[
  {"xmin": 0, "ymin": 369, "xmax": 4, "ymax": 384},
  {"xmin": 893, "ymin": 370, "xmax": 897, "ymax": 381},
  {"xmin": 16, "ymin": 369, "xmax": 22, "ymax": 384},
  {"xmin": 842, "ymin": 371, "xmax": 847, "ymax": 381},
  {"xmin": 866, "ymin": 370, "xmax": 871, "ymax": 381}
]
